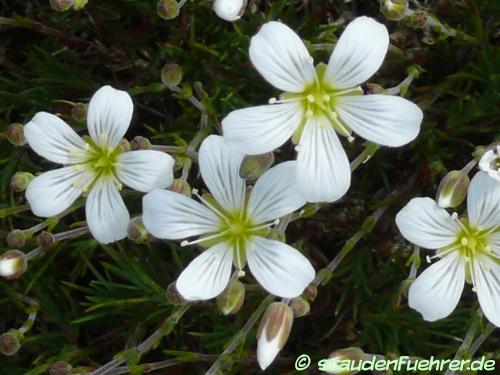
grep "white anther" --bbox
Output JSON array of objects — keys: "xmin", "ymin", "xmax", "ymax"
[
  {"xmin": 237, "ymin": 270, "xmax": 246, "ymax": 278},
  {"xmin": 307, "ymin": 94, "xmax": 315, "ymax": 103}
]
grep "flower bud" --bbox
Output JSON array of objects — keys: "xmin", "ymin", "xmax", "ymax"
[
  {"xmin": 0, "ymin": 250, "xmax": 27, "ymax": 280},
  {"xmin": 157, "ymin": 0, "xmax": 180, "ymax": 20},
  {"xmin": 436, "ymin": 170, "xmax": 470, "ymax": 208},
  {"xmin": 73, "ymin": 0, "xmax": 89, "ymax": 10},
  {"xmin": 166, "ymin": 282, "xmax": 187, "ymax": 305},
  {"xmin": 324, "ymin": 347, "xmax": 365, "ymax": 374},
  {"xmin": 256, "ymin": 302, "xmax": 294, "ymax": 370},
  {"xmin": 161, "ymin": 64, "xmax": 183, "ymax": 88},
  {"xmin": 405, "ymin": 10, "xmax": 428, "ymax": 28},
  {"xmin": 49, "ymin": 361, "xmax": 72, "ymax": 375},
  {"xmin": 49, "ymin": 0, "xmax": 73, "ymax": 12},
  {"xmin": 130, "ymin": 136, "xmax": 151, "ymax": 150},
  {"xmin": 7, "ymin": 230, "xmax": 26, "ymax": 249},
  {"xmin": 217, "ymin": 279, "xmax": 245, "ymax": 315},
  {"xmin": 119, "ymin": 138, "xmax": 131, "ymax": 153},
  {"xmin": 127, "ymin": 217, "xmax": 150, "ymax": 243},
  {"xmin": 289, "ymin": 297, "xmax": 310, "ymax": 318},
  {"xmin": 478, "ymin": 145, "xmax": 500, "ymax": 182},
  {"xmin": 6, "ymin": 123, "xmax": 26, "ymax": 146},
  {"xmin": 303, "ymin": 284, "xmax": 317, "ymax": 301},
  {"xmin": 10, "ymin": 172, "xmax": 34, "ymax": 192},
  {"xmin": 0, "ymin": 330, "xmax": 21, "ymax": 356},
  {"xmin": 37, "ymin": 231, "xmax": 57, "ymax": 248},
  {"xmin": 380, "ymin": 0, "xmax": 409, "ymax": 21},
  {"xmin": 239, "ymin": 153, "xmax": 274, "ymax": 180},
  {"xmin": 213, "ymin": 0, "xmax": 247, "ymax": 22},
  {"xmin": 170, "ymin": 178, "xmax": 192, "ymax": 197},
  {"xmin": 71, "ymin": 103, "xmax": 87, "ymax": 122}
]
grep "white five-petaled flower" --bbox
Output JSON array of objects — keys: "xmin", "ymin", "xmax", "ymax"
[
  {"xmin": 142, "ymin": 135, "xmax": 315, "ymax": 301},
  {"xmin": 222, "ymin": 17, "xmax": 423, "ymax": 203},
  {"xmin": 479, "ymin": 145, "xmax": 500, "ymax": 182},
  {"xmin": 396, "ymin": 171, "xmax": 500, "ymax": 326},
  {"xmin": 24, "ymin": 86, "xmax": 175, "ymax": 244}
]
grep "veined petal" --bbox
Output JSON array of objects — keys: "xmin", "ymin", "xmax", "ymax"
[
  {"xmin": 490, "ymin": 232, "xmax": 500, "ymax": 255},
  {"xmin": 199, "ymin": 135, "xmax": 245, "ymax": 212},
  {"xmin": 142, "ymin": 190, "xmax": 220, "ymax": 239},
  {"xmin": 24, "ymin": 112, "xmax": 86, "ymax": 165},
  {"xmin": 26, "ymin": 167, "xmax": 89, "ymax": 217},
  {"xmin": 87, "ymin": 86, "xmax": 133, "ymax": 148},
  {"xmin": 296, "ymin": 116, "xmax": 351, "ymax": 203},
  {"xmin": 325, "ymin": 16, "xmax": 389, "ymax": 89},
  {"xmin": 247, "ymin": 236, "xmax": 315, "ymax": 298},
  {"xmin": 467, "ymin": 171, "xmax": 500, "ymax": 230},
  {"xmin": 395, "ymin": 197, "xmax": 460, "ymax": 249},
  {"xmin": 85, "ymin": 177, "xmax": 129, "ymax": 244},
  {"xmin": 247, "ymin": 161, "xmax": 306, "ymax": 224},
  {"xmin": 116, "ymin": 150, "xmax": 175, "ymax": 192},
  {"xmin": 408, "ymin": 253, "xmax": 465, "ymax": 321},
  {"xmin": 176, "ymin": 242, "xmax": 233, "ymax": 301},
  {"xmin": 222, "ymin": 102, "xmax": 303, "ymax": 155},
  {"xmin": 249, "ymin": 21, "xmax": 316, "ymax": 93},
  {"xmin": 335, "ymin": 95, "xmax": 423, "ymax": 147},
  {"xmin": 473, "ymin": 257, "xmax": 500, "ymax": 327}
]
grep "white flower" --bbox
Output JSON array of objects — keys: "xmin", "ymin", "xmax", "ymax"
[
  {"xmin": 24, "ymin": 86, "xmax": 175, "ymax": 244},
  {"xmin": 142, "ymin": 135, "xmax": 315, "ymax": 301},
  {"xmin": 222, "ymin": 17, "xmax": 423, "ymax": 203},
  {"xmin": 213, "ymin": 0, "xmax": 246, "ymax": 21},
  {"xmin": 396, "ymin": 171, "xmax": 500, "ymax": 326},
  {"xmin": 479, "ymin": 145, "xmax": 500, "ymax": 182}
]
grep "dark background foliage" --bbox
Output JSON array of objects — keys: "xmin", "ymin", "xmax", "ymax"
[{"xmin": 0, "ymin": 0, "xmax": 499, "ymax": 374}]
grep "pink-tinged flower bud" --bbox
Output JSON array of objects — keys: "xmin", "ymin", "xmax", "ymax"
[
  {"xmin": 170, "ymin": 179, "xmax": 192, "ymax": 197},
  {"xmin": 37, "ymin": 231, "xmax": 57, "ymax": 248},
  {"xmin": 213, "ymin": 0, "xmax": 247, "ymax": 22},
  {"xmin": 6, "ymin": 123, "xmax": 26, "ymax": 146},
  {"xmin": 0, "ymin": 330, "xmax": 21, "ymax": 356},
  {"xmin": 302, "ymin": 284, "xmax": 317, "ymax": 301},
  {"xmin": 73, "ymin": 0, "xmax": 88, "ymax": 10},
  {"xmin": 71, "ymin": 103, "xmax": 87, "ymax": 122},
  {"xmin": 49, "ymin": 0, "xmax": 73, "ymax": 12},
  {"xmin": 239, "ymin": 152, "xmax": 274, "ymax": 180},
  {"xmin": 436, "ymin": 170, "xmax": 470, "ymax": 208},
  {"xmin": 166, "ymin": 282, "xmax": 187, "ymax": 305},
  {"xmin": 10, "ymin": 172, "xmax": 34, "ymax": 192},
  {"xmin": 7, "ymin": 230, "xmax": 26, "ymax": 249},
  {"xmin": 322, "ymin": 347, "xmax": 365, "ymax": 374},
  {"xmin": 130, "ymin": 136, "xmax": 151, "ymax": 150},
  {"xmin": 127, "ymin": 217, "xmax": 151, "ymax": 243},
  {"xmin": 0, "ymin": 250, "xmax": 27, "ymax": 280},
  {"xmin": 256, "ymin": 302, "xmax": 294, "ymax": 370},
  {"xmin": 49, "ymin": 361, "xmax": 72, "ymax": 375},
  {"xmin": 161, "ymin": 64, "xmax": 183, "ymax": 87},
  {"xmin": 157, "ymin": 0, "xmax": 180, "ymax": 20},
  {"xmin": 119, "ymin": 138, "xmax": 131, "ymax": 153},
  {"xmin": 217, "ymin": 279, "xmax": 245, "ymax": 315},
  {"xmin": 380, "ymin": 0, "xmax": 409, "ymax": 21},
  {"xmin": 289, "ymin": 297, "xmax": 310, "ymax": 318}
]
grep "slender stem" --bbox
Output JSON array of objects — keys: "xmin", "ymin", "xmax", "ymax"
[
  {"xmin": 350, "ymin": 142, "xmax": 380, "ymax": 172},
  {"xmin": 25, "ymin": 226, "xmax": 88, "ymax": 261},
  {"xmin": 0, "ymin": 204, "xmax": 30, "ymax": 218},
  {"xmin": 408, "ymin": 246, "xmax": 420, "ymax": 279},
  {"xmin": 107, "ymin": 355, "xmax": 217, "ymax": 375}
]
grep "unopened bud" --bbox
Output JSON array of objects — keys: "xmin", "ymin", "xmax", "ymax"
[
  {"xmin": 405, "ymin": 10, "xmax": 428, "ymax": 28},
  {"xmin": 161, "ymin": 64, "xmax": 183, "ymax": 87},
  {"xmin": 0, "ymin": 250, "xmax": 27, "ymax": 280},
  {"xmin": 323, "ymin": 347, "xmax": 365, "ymax": 374},
  {"xmin": 6, "ymin": 123, "xmax": 26, "ymax": 146},
  {"xmin": 303, "ymin": 284, "xmax": 317, "ymax": 301},
  {"xmin": 49, "ymin": 361, "xmax": 72, "ymax": 375},
  {"xmin": 213, "ymin": 0, "xmax": 247, "ymax": 22},
  {"xmin": 478, "ymin": 145, "xmax": 500, "ymax": 182},
  {"xmin": 166, "ymin": 282, "xmax": 187, "ymax": 305},
  {"xmin": 380, "ymin": 0, "xmax": 408, "ymax": 21},
  {"xmin": 119, "ymin": 138, "xmax": 131, "ymax": 153},
  {"xmin": 217, "ymin": 279, "xmax": 245, "ymax": 315},
  {"xmin": 127, "ymin": 217, "xmax": 150, "ymax": 243},
  {"xmin": 71, "ymin": 103, "xmax": 87, "ymax": 122},
  {"xmin": 157, "ymin": 0, "xmax": 180, "ymax": 20},
  {"xmin": 289, "ymin": 297, "xmax": 310, "ymax": 318},
  {"xmin": 170, "ymin": 179, "xmax": 192, "ymax": 197},
  {"xmin": 37, "ymin": 231, "xmax": 56, "ymax": 248},
  {"xmin": 436, "ymin": 170, "xmax": 470, "ymax": 208},
  {"xmin": 256, "ymin": 302, "xmax": 294, "ymax": 370},
  {"xmin": 7, "ymin": 230, "xmax": 26, "ymax": 249},
  {"xmin": 0, "ymin": 330, "xmax": 21, "ymax": 356},
  {"xmin": 73, "ymin": 0, "xmax": 89, "ymax": 10},
  {"xmin": 49, "ymin": 0, "xmax": 73, "ymax": 12},
  {"xmin": 10, "ymin": 172, "xmax": 34, "ymax": 192},
  {"xmin": 239, "ymin": 153, "xmax": 274, "ymax": 180},
  {"xmin": 365, "ymin": 83, "xmax": 385, "ymax": 94},
  {"xmin": 130, "ymin": 136, "xmax": 151, "ymax": 150}
]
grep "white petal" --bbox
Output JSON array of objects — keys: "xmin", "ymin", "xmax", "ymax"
[
  {"xmin": 213, "ymin": 0, "xmax": 245, "ymax": 21},
  {"xmin": 85, "ymin": 178, "xmax": 129, "ymax": 244},
  {"xmin": 395, "ymin": 197, "xmax": 460, "ymax": 249},
  {"xmin": 296, "ymin": 116, "xmax": 351, "ymax": 202},
  {"xmin": 222, "ymin": 102, "xmax": 303, "ymax": 155},
  {"xmin": 408, "ymin": 253, "xmax": 465, "ymax": 321},
  {"xmin": 116, "ymin": 150, "xmax": 174, "ymax": 192},
  {"xmin": 199, "ymin": 135, "xmax": 246, "ymax": 212},
  {"xmin": 24, "ymin": 112, "xmax": 86, "ymax": 165},
  {"xmin": 335, "ymin": 95, "xmax": 423, "ymax": 147},
  {"xmin": 26, "ymin": 167, "xmax": 88, "ymax": 217},
  {"xmin": 247, "ymin": 161, "xmax": 306, "ymax": 224},
  {"xmin": 473, "ymin": 257, "xmax": 500, "ymax": 327},
  {"xmin": 142, "ymin": 190, "xmax": 220, "ymax": 239},
  {"xmin": 490, "ymin": 232, "xmax": 500, "ymax": 255},
  {"xmin": 176, "ymin": 242, "xmax": 233, "ymax": 301},
  {"xmin": 247, "ymin": 236, "xmax": 315, "ymax": 298},
  {"xmin": 87, "ymin": 86, "xmax": 133, "ymax": 148},
  {"xmin": 249, "ymin": 21, "xmax": 316, "ymax": 93},
  {"xmin": 325, "ymin": 16, "xmax": 389, "ymax": 89},
  {"xmin": 467, "ymin": 171, "xmax": 500, "ymax": 229},
  {"xmin": 257, "ymin": 326, "xmax": 282, "ymax": 370}
]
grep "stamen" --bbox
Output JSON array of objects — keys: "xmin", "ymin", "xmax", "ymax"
[
  {"xmin": 461, "ymin": 237, "xmax": 469, "ymax": 246},
  {"xmin": 237, "ymin": 270, "xmax": 246, "ymax": 278},
  {"xmin": 180, "ymin": 229, "xmax": 231, "ymax": 247},
  {"xmin": 329, "ymin": 86, "xmax": 364, "ymax": 97},
  {"xmin": 294, "ymin": 145, "xmax": 301, "ymax": 152},
  {"xmin": 307, "ymin": 94, "xmax": 315, "ymax": 103},
  {"xmin": 305, "ymin": 109, "xmax": 313, "ymax": 118},
  {"xmin": 192, "ymin": 189, "xmax": 230, "ymax": 224},
  {"xmin": 249, "ymin": 218, "xmax": 279, "ymax": 232},
  {"xmin": 327, "ymin": 111, "xmax": 352, "ymax": 139},
  {"xmin": 268, "ymin": 96, "xmax": 305, "ymax": 105},
  {"xmin": 451, "ymin": 212, "xmax": 469, "ymax": 233}
]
